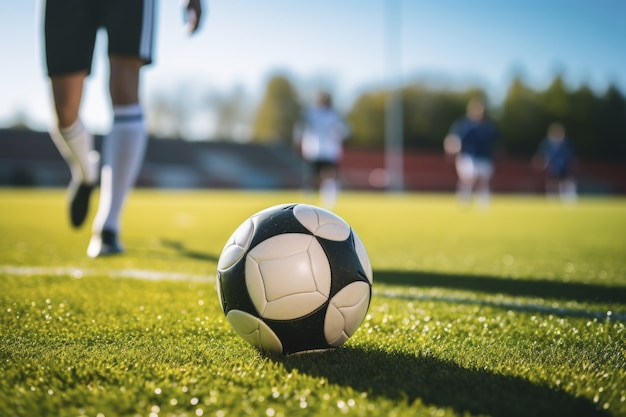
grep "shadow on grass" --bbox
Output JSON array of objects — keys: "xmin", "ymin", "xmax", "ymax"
[
  {"xmin": 375, "ymin": 270, "xmax": 626, "ymax": 304},
  {"xmin": 282, "ymin": 347, "xmax": 609, "ymax": 417},
  {"xmin": 155, "ymin": 239, "xmax": 219, "ymax": 262},
  {"xmin": 145, "ymin": 240, "xmax": 625, "ymax": 305}
]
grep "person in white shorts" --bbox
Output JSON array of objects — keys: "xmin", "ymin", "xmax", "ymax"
[
  {"xmin": 444, "ymin": 98, "xmax": 500, "ymax": 208},
  {"xmin": 294, "ymin": 91, "xmax": 350, "ymax": 210}
]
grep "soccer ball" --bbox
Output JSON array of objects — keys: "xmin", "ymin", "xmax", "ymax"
[{"xmin": 216, "ymin": 203, "xmax": 373, "ymax": 355}]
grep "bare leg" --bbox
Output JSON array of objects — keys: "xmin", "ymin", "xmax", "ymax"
[
  {"xmin": 49, "ymin": 71, "xmax": 99, "ymax": 227},
  {"xmin": 109, "ymin": 56, "xmax": 142, "ymax": 105},
  {"xmin": 455, "ymin": 155, "xmax": 475, "ymax": 207},
  {"xmin": 475, "ymin": 177, "xmax": 491, "ymax": 210},
  {"xmin": 546, "ymin": 178, "xmax": 559, "ymax": 199},
  {"xmin": 319, "ymin": 166, "xmax": 339, "ymax": 210},
  {"xmin": 50, "ymin": 73, "xmax": 98, "ymax": 183},
  {"xmin": 50, "ymin": 72, "xmax": 86, "ymax": 128},
  {"xmin": 560, "ymin": 178, "xmax": 577, "ymax": 203}
]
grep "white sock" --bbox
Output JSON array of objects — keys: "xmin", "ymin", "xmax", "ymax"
[
  {"xmin": 560, "ymin": 180, "xmax": 577, "ymax": 203},
  {"xmin": 92, "ymin": 104, "xmax": 147, "ymax": 234},
  {"xmin": 476, "ymin": 184, "xmax": 491, "ymax": 210},
  {"xmin": 50, "ymin": 119, "xmax": 99, "ymax": 184},
  {"xmin": 320, "ymin": 178, "xmax": 338, "ymax": 210},
  {"xmin": 456, "ymin": 180, "xmax": 473, "ymax": 207}
]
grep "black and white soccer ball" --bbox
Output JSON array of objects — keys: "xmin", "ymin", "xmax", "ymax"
[{"xmin": 216, "ymin": 203, "xmax": 373, "ymax": 355}]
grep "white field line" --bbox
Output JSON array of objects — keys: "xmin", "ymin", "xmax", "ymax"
[
  {"xmin": 374, "ymin": 290, "xmax": 625, "ymax": 321},
  {"xmin": 2, "ymin": 265, "xmax": 624, "ymax": 321},
  {"xmin": 0, "ymin": 265, "xmax": 212, "ymax": 283}
]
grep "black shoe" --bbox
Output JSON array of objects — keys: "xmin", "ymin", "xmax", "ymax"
[
  {"xmin": 87, "ymin": 229, "xmax": 124, "ymax": 258},
  {"xmin": 69, "ymin": 182, "xmax": 95, "ymax": 228}
]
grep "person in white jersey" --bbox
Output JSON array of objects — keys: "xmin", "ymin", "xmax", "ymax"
[
  {"xmin": 294, "ymin": 91, "xmax": 350, "ymax": 210},
  {"xmin": 43, "ymin": 0, "xmax": 204, "ymax": 257}
]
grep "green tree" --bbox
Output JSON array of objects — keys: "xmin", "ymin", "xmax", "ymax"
[
  {"xmin": 540, "ymin": 76, "xmax": 570, "ymax": 123},
  {"xmin": 252, "ymin": 75, "xmax": 301, "ymax": 143},
  {"xmin": 345, "ymin": 74, "xmax": 625, "ymax": 159},
  {"xmin": 346, "ymin": 85, "xmax": 482, "ymax": 150},
  {"xmin": 500, "ymin": 77, "xmax": 544, "ymax": 155},
  {"xmin": 597, "ymin": 85, "xmax": 626, "ymax": 159},
  {"xmin": 402, "ymin": 85, "xmax": 483, "ymax": 150},
  {"xmin": 345, "ymin": 91, "xmax": 387, "ymax": 147},
  {"xmin": 567, "ymin": 84, "xmax": 600, "ymax": 157}
]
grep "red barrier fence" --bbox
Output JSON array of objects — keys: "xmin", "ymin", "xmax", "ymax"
[{"xmin": 341, "ymin": 147, "xmax": 626, "ymax": 194}]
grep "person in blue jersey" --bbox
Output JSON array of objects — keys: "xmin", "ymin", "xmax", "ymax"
[
  {"xmin": 444, "ymin": 97, "xmax": 500, "ymax": 208},
  {"xmin": 533, "ymin": 122, "xmax": 577, "ymax": 202},
  {"xmin": 294, "ymin": 91, "xmax": 350, "ymax": 210},
  {"xmin": 43, "ymin": 0, "xmax": 204, "ymax": 257}
]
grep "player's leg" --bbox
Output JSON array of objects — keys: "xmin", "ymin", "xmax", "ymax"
[
  {"xmin": 310, "ymin": 161, "xmax": 323, "ymax": 192},
  {"xmin": 44, "ymin": 1, "xmax": 100, "ymax": 227},
  {"xmin": 87, "ymin": 0, "xmax": 154, "ymax": 257},
  {"xmin": 49, "ymin": 74, "xmax": 101, "ymax": 227},
  {"xmin": 88, "ymin": 56, "xmax": 148, "ymax": 257},
  {"xmin": 455, "ymin": 155, "xmax": 475, "ymax": 206},
  {"xmin": 319, "ymin": 163, "xmax": 339, "ymax": 210},
  {"xmin": 559, "ymin": 175, "xmax": 577, "ymax": 204},
  {"xmin": 475, "ymin": 177, "xmax": 490, "ymax": 209},
  {"xmin": 475, "ymin": 160, "xmax": 493, "ymax": 210},
  {"xmin": 50, "ymin": 73, "xmax": 85, "ymax": 128},
  {"xmin": 545, "ymin": 175, "xmax": 559, "ymax": 199}
]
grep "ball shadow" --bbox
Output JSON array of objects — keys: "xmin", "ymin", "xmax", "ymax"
[
  {"xmin": 375, "ymin": 270, "xmax": 626, "ymax": 304},
  {"xmin": 158, "ymin": 239, "xmax": 219, "ymax": 262},
  {"xmin": 280, "ymin": 347, "xmax": 608, "ymax": 417},
  {"xmin": 132, "ymin": 238, "xmax": 219, "ymax": 262}
]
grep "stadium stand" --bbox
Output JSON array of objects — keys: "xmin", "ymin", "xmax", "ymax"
[{"xmin": 1, "ymin": 129, "xmax": 624, "ymax": 194}]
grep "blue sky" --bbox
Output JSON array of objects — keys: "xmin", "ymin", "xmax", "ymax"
[{"xmin": 1, "ymin": 0, "xmax": 625, "ymax": 136}]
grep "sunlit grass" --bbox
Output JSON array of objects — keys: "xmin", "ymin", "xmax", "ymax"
[{"xmin": 1, "ymin": 189, "xmax": 625, "ymax": 416}]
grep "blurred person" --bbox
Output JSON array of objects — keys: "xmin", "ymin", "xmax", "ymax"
[
  {"xmin": 444, "ymin": 97, "xmax": 500, "ymax": 209},
  {"xmin": 532, "ymin": 122, "xmax": 577, "ymax": 202},
  {"xmin": 294, "ymin": 91, "xmax": 350, "ymax": 210},
  {"xmin": 43, "ymin": 0, "xmax": 204, "ymax": 257}
]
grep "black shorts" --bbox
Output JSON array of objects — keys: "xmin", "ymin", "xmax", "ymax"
[
  {"xmin": 310, "ymin": 160, "xmax": 339, "ymax": 176},
  {"xmin": 44, "ymin": 0, "xmax": 156, "ymax": 76},
  {"xmin": 547, "ymin": 167, "xmax": 573, "ymax": 180}
]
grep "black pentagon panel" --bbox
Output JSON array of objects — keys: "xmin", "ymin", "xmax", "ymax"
[
  {"xmin": 317, "ymin": 231, "xmax": 371, "ymax": 298},
  {"xmin": 264, "ymin": 305, "xmax": 330, "ymax": 354},
  {"xmin": 218, "ymin": 257, "xmax": 257, "ymax": 316},
  {"xmin": 249, "ymin": 204, "xmax": 312, "ymax": 250}
]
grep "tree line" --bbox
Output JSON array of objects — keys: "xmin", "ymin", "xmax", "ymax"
[
  {"xmin": 251, "ymin": 74, "xmax": 626, "ymax": 160},
  {"xmin": 11, "ymin": 71, "xmax": 616, "ymax": 160}
]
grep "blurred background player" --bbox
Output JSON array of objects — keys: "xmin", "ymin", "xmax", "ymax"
[
  {"xmin": 294, "ymin": 91, "xmax": 350, "ymax": 210},
  {"xmin": 533, "ymin": 122, "xmax": 577, "ymax": 202},
  {"xmin": 43, "ymin": 0, "xmax": 203, "ymax": 257},
  {"xmin": 444, "ymin": 97, "xmax": 500, "ymax": 209}
]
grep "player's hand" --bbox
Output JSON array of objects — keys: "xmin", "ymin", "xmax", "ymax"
[
  {"xmin": 443, "ymin": 134, "xmax": 461, "ymax": 155},
  {"xmin": 183, "ymin": 0, "xmax": 203, "ymax": 34}
]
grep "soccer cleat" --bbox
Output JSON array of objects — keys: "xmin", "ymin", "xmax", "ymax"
[
  {"xmin": 68, "ymin": 150, "xmax": 100, "ymax": 228},
  {"xmin": 87, "ymin": 229, "xmax": 124, "ymax": 258},
  {"xmin": 69, "ymin": 182, "xmax": 95, "ymax": 228}
]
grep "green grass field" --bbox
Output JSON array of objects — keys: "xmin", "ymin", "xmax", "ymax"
[{"xmin": 1, "ymin": 189, "xmax": 625, "ymax": 417}]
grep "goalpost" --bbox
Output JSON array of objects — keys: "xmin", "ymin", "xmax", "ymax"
[{"xmin": 385, "ymin": 0, "xmax": 404, "ymax": 192}]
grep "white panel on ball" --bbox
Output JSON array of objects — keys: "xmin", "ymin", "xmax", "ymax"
[
  {"xmin": 227, "ymin": 309, "xmax": 283, "ymax": 354},
  {"xmin": 217, "ymin": 219, "xmax": 254, "ymax": 270},
  {"xmin": 324, "ymin": 281, "xmax": 371, "ymax": 346},
  {"xmin": 293, "ymin": 204, "xmax": 351, "ymax": 241},
  {"xmin": 246, "ymin": 234, "xmax": 331, "ymax": 320}
]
